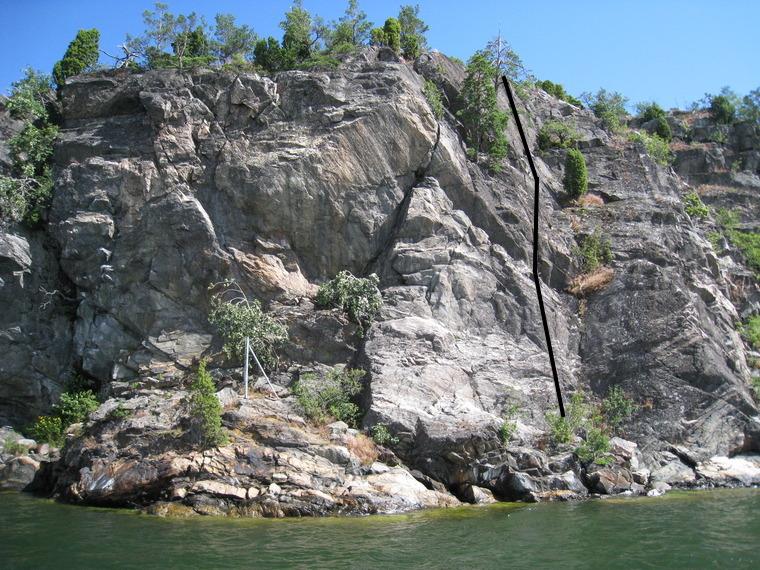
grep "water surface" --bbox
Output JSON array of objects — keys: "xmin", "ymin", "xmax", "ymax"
[{"xmin": 1, "ymin": 489, "xmax": 758, "ymax": 569}]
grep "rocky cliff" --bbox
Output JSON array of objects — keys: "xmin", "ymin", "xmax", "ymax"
[{"xmin": 1, "ymin": 47, "xmax": 759, "ymax": 514}]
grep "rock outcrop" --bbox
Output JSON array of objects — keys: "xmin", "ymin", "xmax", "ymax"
[{"xmin": 1, "ymin": 48, "xmax": 759, "ymax": 515}]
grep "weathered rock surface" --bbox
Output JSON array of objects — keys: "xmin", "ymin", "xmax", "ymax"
[{"xmin": 2, "ymin": 49, "xmax": 759, "ymax": 515}]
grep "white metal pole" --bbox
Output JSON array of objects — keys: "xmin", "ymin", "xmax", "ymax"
[
  {"xmin": 249, "ymin": 346, "xmax": 280, "ymax": 399},
  {"xmin": 243, "ymin": 336, "xmax": 250, "ymax": 400}
]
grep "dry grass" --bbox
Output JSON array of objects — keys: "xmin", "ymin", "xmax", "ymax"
[
  {"xmin": 346, "ymin": 434, "xmax": 379, "ymax": 466},
  {"xmin": 578, "ymin": 194, "xmax": 605, "ymax": 208},
  {"xmin": 567, "ymin": 267, "xmax": 615, "ymax": 297}
]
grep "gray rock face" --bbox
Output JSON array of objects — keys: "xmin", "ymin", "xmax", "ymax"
[{"xmin": 2, "ymin": 50, "xmax": 759, "ymax": 513}]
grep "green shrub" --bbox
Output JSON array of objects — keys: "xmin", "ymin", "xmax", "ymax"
[
  {"xmin": 371, "ymin": 423, "xmax": 399, "ymax": 446},
  {"xmin": 190, "ymin": 360, "xmax": 227, "ymax": 448},
  {"xmin": 710, "ymin": 94, "xmax": 736, "ymax": 124},
  {"xmin": 29, "ymin": 416, "xmax": 64, "ymax": 447},
  {"xmin": 683, "ymin": 191, "xmax": 709, "ymax": 219},
  {"xmin": 575, "ymin": 426, "xmax": 612, "ymax": 465},
  {"xmin": 574, "ymin": 228, "xmax": 613, "ymax": 273},
  {"xmin": 715, "ymin": 208, "xmax": 760, "ymax": 276},
  {"xmin": 370, "ymin": 27, "xmax": 386, "ymax": 46},
  {"xmin": 423, "ymin": 79, "xmax": 444, "ymax": 119},
  {"xmin": 563, "ymin": 148, "xmax": 588, "ymax": 197},
  {"xmin": 581, "ymin": 88, "xmax": 628, "ymax": 132},
  {"xmin": 53, "ymin": 390, "xmax": 99, "ymax": 426},
  {"xmin": 208, "ymin": 281, "xmax": 288, "ymax": 369},
  {"xmin": 652, "ymin": 115, "xmax": 672, "ymax": 141},
  {"xmin": 3, "ymin": 438, "xmax": 29, "ymax": 456},
  {"xmin": 293, "ymin": 367, "xmax": 364, "ymax": 426},
  {"xmin": 538, "ymin": 120, "xmax": 579, "ymax": 150},
  {"xmin": 316, "ymin": 271, "xmax": 382, "ymax": 336},
  {"xmin": 601, "ymin": 386, "xmax": 637, "ymax": 429},
  {"xmin": 545, "ymin": 413, "xmax": 572, "ymax": 444},
  {"xmin": 628, "ymin": 131, "xmax": 673, "ymax": 166},
  {"xmin": 53, "ymin": 29, "xmax": 100, "ymax": 90},
  {"xmin": 535, "ymin": 79, "xmax": 582, "ymax": 107},
  {"xmin": 107, "ymin": 404, "xmax": 132, "ymax": 422},
  {"xmin": 636, "ymin": 101, "xmax": 666, "ymax": 122},
  {"xmin": 499, "ymin": 404, "xmax": 520, "ymax": 445},
  {"xmin": 382, "ymin": 18, "xmax": 401, "ymax": 53},
  {"xmin": 739, "ymin": 315, "xmax": 760, "ymax": 350}
]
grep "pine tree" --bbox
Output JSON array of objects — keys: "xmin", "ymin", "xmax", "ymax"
[
  {"xmin": 53, "ymin": 29, "xmax": 100, "ymax": 91},
  {"xmin": 564, "ymin": 148, "xmax": 588, "ymax": 197},
  {"xmin": 382, "ymin": 18, "xmax": 401, "ymax": 53},
  {"xmin": 190, "ymin": 360, "xmax": 227, "ymax": 448},
  {"xmin": 458, "ymin": 52, "xmax": 509, "ymax": 170}
]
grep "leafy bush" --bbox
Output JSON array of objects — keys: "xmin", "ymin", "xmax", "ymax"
[
  {"xmin": 423, "ymin": 79, "xmax": 444, "ymax": 119},
  {"xmin": 636, "ymin": 101, "xmax": 666, "ymax": 122},
  {"xmin": 574, "ymin": 228, "xmax": 613, "ymax": 273},
  {"xmin": 739, "ymin": 315, "xmax": 760, "ymax": 350},
  {"xmin": 371, "ymin": 423, "xmax": 398, "ymax": 446},
  {"xmin": 652, "ymin": 115, "xmax": 672, "ymax": 141},
  {"xmin": 601, "ymin": 386, "xmax": 637, "ymax": 429},
  {"xmin": 563, "ymin": 148, "xmax": 588, "ymax": 197},
  {"xmin": 3, "ymin": 438, "xmax": 29, "ymax": 456},
  {"xmin": 535, "ymin": 79, "xmax": 582, "ymax": 107},
  {"xmin": 1, "ymin": 69, "xmax": 57, "ymax": 227},
  {"xmin": 382, "ymin": 18, "xmax": 401, "ymax": 53},
  {"xmin": 715, "ymin": 208, "xmax": 760, "ymax": 276},
  {"xmin": 208, "ymin": 281, "xmax": 288, "ymax": 369},
  {"xmin": 293, "ymin": 367, "xmax": 364, "ymax": 426},
  {"xmin": 53, "ymin": 29, "xmax": 100, "ymax": 90},
  {"xmin": 190, "ymin": 360, "xmax": 227, "ymax": 448},
  {"xmin": 29, "ymin": 416, "xmax": 64, "ymax": 447},
  {"xmin": 545, "ymin": 413, "xmax": 572, "ymax": 444},
  {"xmin": 538, "ymin": 120, "xmax": 579, "ymax": 150},
  {"xmin": 683, "ymin": 191, "xmax": 709, "ymax": 219},
  {"xmin": 628, "ymin": 131, "xmax": 673, "ymax": 166},
  {"xmin": 581, "ymin": 88, "xmax": 628, "ymax": 132},
  {"xmin": 575, "ymin": 426, "xmax": 612, "ymax": 465},
  {"xmin": 53, "ymin": 390, "xmax": 99, "ymax": 426},
  {"xmin": 710, "ymin": 94, "xmax": 736, "ymax": 124},
  {"xmin": 316, "ymin": 271, "xmax": 382, "ymax": 336},
  {"xmin": 107, "ymin": 405, "xmax": 132, "ymax": 422},
  {"xmin": 499, "ymin": 404, "xmax": 519, "ymax": 445}
]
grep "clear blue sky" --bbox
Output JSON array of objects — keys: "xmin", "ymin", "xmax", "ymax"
[{"xmin": 1, "ymin": 0, "xmax": 758, "ymax": 109}]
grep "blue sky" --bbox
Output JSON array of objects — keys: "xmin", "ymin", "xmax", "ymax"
[{"xmin": 1, "ymin": 0, "xmax": 758, "ymax": 109}]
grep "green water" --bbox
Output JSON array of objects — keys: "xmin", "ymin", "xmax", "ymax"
[{"xmin": 1, "ymin": 489, "xmax": 759, "ymax": 569}]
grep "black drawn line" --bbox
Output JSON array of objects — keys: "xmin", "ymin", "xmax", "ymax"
[{"xmin": 501, "ymin": 75, "xmax": 566, "ymax": 417}]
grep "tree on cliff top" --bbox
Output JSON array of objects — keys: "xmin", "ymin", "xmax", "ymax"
[
  {"xmin": 329, "ymin": 0, "xmax": 373, "ymax": 50},
  {"xmin": 458, "ymin": 52, "xmax": 509, "ymax": 171},
  {"xmin": 212, "ymin": 13, "xmax": 257, "ymax": 63},
  {"xmin": 398, "ymin": 4, "xmax": 428, "ymax": 59},
  {"xmin": 53, "ymin": 29, "xmax": 100, "ymax": 91}
]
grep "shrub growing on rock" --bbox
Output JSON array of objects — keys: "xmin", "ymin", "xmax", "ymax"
[
  {"xmin": 635, "ymin": 101, "xmax": 666, "ymax": 122},
  {"xmin": 545, "ymin": 413, "xmax": 572, "ymax": 444},
  {"xmin": 563, "ymin": 148, "xmax": 588, "ymax": 197},
  {"xmin": 54, "ymin": 390, "xmax": 99, "ymax": 426},
  {"xmin": 293, "ymin": 367, "xmax": 364, "ymax": 426},
  {"xmin": 715, "ymin": 208, "xmax": 760, "ymax": 276},
  {"xmin": 423, "ymin": 79, "xmax": 444, "ymax": 119},
  {"xmin": 575, "ymin": 426, "xmax": 612, "ymax": 465},
  {"xmin": 601, "ymin": 386, "xmax": 637, "ymax": 429},
  {"xmin": 3, "ymin": 438, "xmax": 30, "ymax": 456},
  {"xmin": 382, "ymin": 18, "xmax": 401, "ymax": 53},
  {"xmin": 535, "ymin": 79, "xmax": 582, "ymax": 107},
  {"xmin": 710, "ymin": 94, "xmax": 736, "ymax": 124},
  {"xmin": 28, "ymin": 416, "xmax": 64, "ymax": 447},
  {"xmin": 371, "ymin": 423, "xmax": 398, "ymax": 446},
  {"xmin": 574, "ymin": 228, "xmax": 613, "ymax": 273},
  {"xmin": 538, "ymin": 120, "xmax": 579, "ymax": 150},
  {"xmin": 53, "ymin": 29, "xmax": 100, "ymax": 91},
  {"xmin": 683, "ymin": 191, "xmax": 709, "ymax": 219},
  {"xmin": 652, "ymin": 115, "xmax": 672, "ymax": 141},
  {"xmin": 208, "ymin": 280, "xmax": 288, "ymax": 369},
  {"xmin": 628, "ymin": 131, "xmax": 673, "ymax": 166},
  {"xmin": 190, "ymin": 360, "xmax": 227, "ymax": 448},
  {"xmin": 316, "ymin": 271, "xmax": 382, "ymax": 336},
  {"xmin": 499, "ymin": 404, "xmax": 519, "ymax": 445},
  {"xmin": 739, "ymin": 315, "xmax": 760, "ymax": 350},
  {"xmin": 581, "ymin": 88, "xmax": 628, "ymax": 132}
]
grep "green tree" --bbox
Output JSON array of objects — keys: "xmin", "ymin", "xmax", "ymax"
[
  {"xmin": 398, "ymin": 4, "xmax": 428, "ymax": 59},
  {"xmin": 535, "ymin": 79, "xmax": 582, "ymax": 107},
  {"xmin": 369, "ymin": 27, "xmax": 386, "ymax": 46},
  {"xmin": 382, "ymin": 18, "xmax": 401, "ymax": 53},
  {"xmin": 457, "ymin": 52, "xmax": 509, "ymax": 170},
  {"xmin": 710, "ymin": 94, "xmax": 736, "ymax": 124},
  {"xmin": 190, "ymin": 360, "xmax": 227, "ymax": 448},
  {"xmin": 564, "ymin": 148, "xmax": 588, "ymax": 198},
  {"xmin": 636, "ymin": 101, "xmax": 666, "ymax": 122},
  {"xmin": 330, "ymin": 0, "xmax": 372, "ymax": 50},
  {"xmin": 254, "ymin": 37, "xmax": 285, "ymax": 72},
  {"xmin": 0, "ymin": 69, "xmax": 57, "ymax": 227},
  {"xmin": 53, "ymin": 29, "xmax": 100, "ymax": 91},
  {"xmin": 281, "ymin": 0, "xmax": 313, "ymax": 65},
  {"xmin": 581, "ymin": 88, "xmax": 628, "ymax": 132},
  {"xmin": 485, "ymin": 32, "xmax": 528, "ymax": 85},
  {"xmin": 738, "ymin": 88, "xmax": 760, "ymax": 124},
  {"xmin": 212, "ymin": 13, "xmax": 257, "ymax": 63}
]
